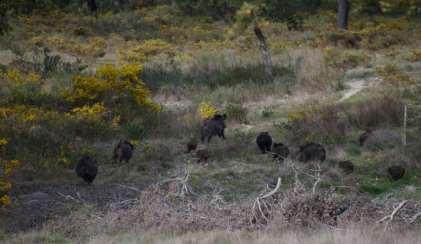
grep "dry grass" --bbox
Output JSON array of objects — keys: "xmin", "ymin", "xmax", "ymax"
[
  {"xmin": 108, "ymin": 229, "xmax": 421, "ymax": 244},
  {"xmin": 9, "ymin": 227, "xmax": 421, "ymax": 244}
]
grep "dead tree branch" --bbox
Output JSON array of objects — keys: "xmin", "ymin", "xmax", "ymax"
[
  {"xmin": 312, "ymin": 162, "xmax": 321, "ymax": 195},
  {"xmin": 377, "ymin": 200, "xmax": 408, "ymax": 231},
  {"xmin": 161, "ymin": 165, "xmax": 196, "ymax": 197},
  {"xmin": 251, "ymin": 177, "xmax": 282, "ymax": 225}
]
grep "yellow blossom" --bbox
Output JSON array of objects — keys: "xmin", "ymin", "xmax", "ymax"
[
  {"xmin": 0, "ymin": 139, "xmax": 7, "ymax": 147},
  {"xmin": 0, "ymin": 195, "xmax": 11, "ymax": 206},
  {"xmin": 198, "ymin": 102, "xmax": 218, "ymax": 120}
]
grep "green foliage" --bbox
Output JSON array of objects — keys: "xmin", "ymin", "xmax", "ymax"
[
  {"xmin": 261, "ymin": 106, "xmax": 274, "ymax": 118},
  {"xmin": 123, "ymin": 119, "xmax": 146, "ymax": 140},
  {"xmin": 344, "ymin": 91, "xmax": 403, "ymax": 129},
  {"xmin": 359, "ymin": 174, "xmax": 412, "ymax": 195},
  {"xmin": 225, "ymin": 103, "xmax": 248, "ymax": 123},
  {"xmin": 261, "ymin": 0, "xmax": 322, "ymax": 21},
  {"xmin": 64, "ymin": 64, "xmax": 160, "ymax": 120},
  {"xmin": 0, "ymin": 64, "xmax": 159, "ymax": 169},
  {"xmin": 175, "ymin": 0, "xmax": 244, "ymax": 19},
  {"xmin": 282, "ymin": 103, "xmax": 349, "ymax": 145},
  {"xmin": 324, "ymin": 48, "xmax": 370, "ymax": 69},
  {"xmin": 376, "ymin": 63, "xmax": 413, "ymax": 87},
  {"xmin": 0, "ymin": 139, "xmax": 21, "ymax": 207}
]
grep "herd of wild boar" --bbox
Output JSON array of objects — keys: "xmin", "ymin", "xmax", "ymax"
[{"xmin": 75, "ymin": 113, "xmax": 406, "ymax": 185}]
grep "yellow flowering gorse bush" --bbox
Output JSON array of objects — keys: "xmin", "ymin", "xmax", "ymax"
[
  {"xmin": 198, "ymin": 102, "xmax": 218, "ymax": 120},
  {"xmin": 64, "ymin": 64, "xmax": 160, "ymax": 118},
  {"xmin": 31, "ymin": 35, "xmax": 107, "ymax": 57},
  {"xmin": 0, "ymin": 69, "xmax": 41, "ymax": 85},
  {"xmin": 70, "ymin": 103, "xmax": 107, "ymax": 121},
  {"xmin": 120, "ymin": 39, "xmax": 174, "ymax": 63},
  {"xmin": 0, "ymin": 138, "xmax": 21, "ymax": 207}
]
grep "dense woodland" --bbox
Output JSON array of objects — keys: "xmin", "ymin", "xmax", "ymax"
[{"xmin": 1, "ymin": 0, "xmax": 421, "ymax": 243}]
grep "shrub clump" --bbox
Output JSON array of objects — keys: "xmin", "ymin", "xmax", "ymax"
[
  {"xmin": 0, "ymin": 64, "xmax": 159, "ymax": 169},
  {"xmin": 197, "ymin": 102, "xmax": 218, "ymax": 120},
  {"xmin": 64, "ymin": 64, "xmax": 161, "ymax": 120},
  {"xmin": 0, "ymin": 138, "xmax": 21, "ymax": 207}
]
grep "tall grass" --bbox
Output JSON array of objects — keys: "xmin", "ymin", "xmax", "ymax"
[{"xmin": 9, "ymin": 228, "xmax": 421, "ymax": 244}]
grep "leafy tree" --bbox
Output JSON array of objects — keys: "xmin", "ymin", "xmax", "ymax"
[
  {"xmin": 174, "ymin": 0, "xmax": 244, "ymax": 19},
  {"xmin": 261, "ymin": 0, "xmax": 321, "ymax": 21}
]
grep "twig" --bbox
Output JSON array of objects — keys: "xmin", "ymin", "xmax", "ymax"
[
  {"xmin": 312, "ymin": 162, "xmax": 321, "ymax": 195},
  {"xmin": 408, "ymin": 212, "xmax": 421, "ymax": 224},
  {"xmin": 162, "ymin": 165, "xmax": 196, "ymax": 197},
  {"xmin": 251, "ymin": 177, "xmax": 282, "ymax": 225},
  {"xmin": 291, "ymin": 163, "xmax": 304, "ymax": 193},
  {"xmin": 377, "ymin": 200, "xmax": 408, "ymax": 231},
  {"xmin": 116, "ymin": 184, "xmax": 142, "ymax": 193},
  {"xmin": 260, "ymin": 177, "xmax": 282, "ymax": 199},
  {"xmin": 403, "ymin": 104, "xmax": 407, "ymax": 146},
  {"xmin": 57, "ymin": 192, "xmax": 82, "ymax": 203}
]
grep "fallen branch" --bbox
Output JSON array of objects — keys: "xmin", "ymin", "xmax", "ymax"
[
  {"xmin": 116, "ymin": 184, "xmax": 142, "ymax": 193},
  {"xmin": 161, "ymin": 165, "xmax": 196, "ymax": 197},
  {"xmin": 109, "ymin": 198, "xmax": 139, "ymax": 210},
  {"xmin": 377, "ymin": 200, "xmax": 408, "ymax": 231},
  {"xmin": 290, "ymin": 163, "xmax": 304, "ymax": 193},
  {"xmin": 408, "ymin": 212, "xmax": 421, "ymax": 224},
  {"xmin": 57, "ymin": 192, "xmax": 82, "ymax": 203},
  {"xmin": 312, "ymin": 162, "xmax": 321, "ymax": 195},
  {"xmin": 210, "ymin": 186, "xmax": 226, "ymax": 209},
  {"xmin": 251, "ymin": 177, "xmax": 282, "ymax": 225}
]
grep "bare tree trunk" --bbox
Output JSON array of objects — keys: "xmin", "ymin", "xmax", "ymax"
[
  {"xmin": 87, "ymin": 0, "xmax": 98, "ymax": 14},
  {"xmin": 253, "ymin": 22, "xmax": 273, "ymax": 80},
  {"xmin": 337, "ymin": 0, "xmax": 350, "ymax": 30},
  {"xmin": 0, "ymin": 14, "xmax": 8, "ymax": 36},
  {"xmin": 403, "ymin": 104, "xmax": 407, "ymax": 146}
]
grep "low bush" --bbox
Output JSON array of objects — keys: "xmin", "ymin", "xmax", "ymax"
[
  {"xmin": 282, "ymin": 103, "xmax": 349, "ymax": 145},
  {"xmin": 376, "ymin": 63, "xmax": 413, "ymax": 87},
  {"xmin": 324, "ymin": 48, "xmax": 370, "ymax": 69},
  {"xmin": 198, "ymin": 102, "xmax": 218, "ymax": 120},
  {"xmin": 0, "ymin": 138, "xmax": 21, "ymax": 207},
  {"xmin": 0, "ymin": 64, "xmax": 159, "ymax": 169},
  {"xmin": 225, "ymin": 103, "xmax": 248, "ymax": 123},
  {"xmin": 344, "ymin": 91, "xmax": 404, "ymax": 129}
]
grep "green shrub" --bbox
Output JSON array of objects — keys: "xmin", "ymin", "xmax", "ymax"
[
  {"xmin": 324, "ymin": 48, "xmax": 370, "ymax": 69},
  {"xmin": 345, "ymin": 92, "xmax": 403, "ymax": 129},
  {"xmin": 283, "ymin": 103, "xmax": 349, "ymax": 145},
  {"xmin": 174, "ymin": 0, "xmax": 243, "ymax": 19},
  {"xmin": 225, "ymin": 103, "xmax": 248, "ymax": 123},
  {"xmin": 123, "ymin": 119, "xmax": 146, "ymax": 140}
]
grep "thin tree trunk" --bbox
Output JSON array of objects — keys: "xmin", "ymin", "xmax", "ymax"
[
  {"xmin": 87, "ymin": 0, "xmax": 98, "ymax": 14},
  {"xmin": 337, "ymin": 0, "xmax": 350, "ymax": 30},
  {"xmin": 0, "ymin": 14, "xmax": 9, "ymax": 36},
  {"xmin": 403, "ymin": 104, "xmax": 407, "ymax": 146},
  {"xmin": 253, "ymin": 22, "xmax": 273, "ymax": 80}
]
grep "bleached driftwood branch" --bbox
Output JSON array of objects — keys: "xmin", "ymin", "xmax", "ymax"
[
  {"xmin": 251, "ymin": 177, "xmax": 282, "ymax": 225},
  {"xmin": 377, "ymin": 200, "xmax": 408, "ymax": 231}
]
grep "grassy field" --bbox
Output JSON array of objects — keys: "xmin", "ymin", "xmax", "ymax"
[{"xmin": 1, "ymin": 2, "xmax": 421, "ymax": 243}]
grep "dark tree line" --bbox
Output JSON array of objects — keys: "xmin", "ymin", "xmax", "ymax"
[{"xmin": 1, "ymin": 0, "xmax": 420, "ymax": 36}]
